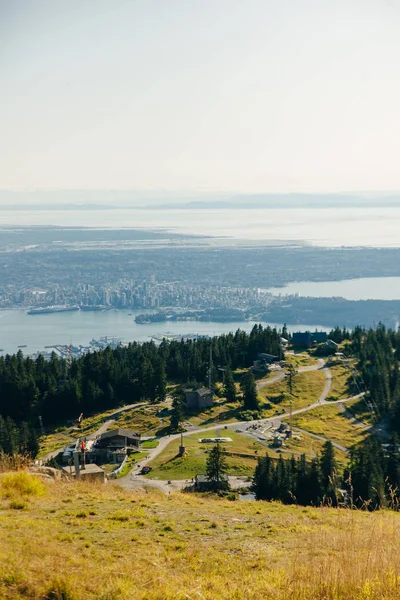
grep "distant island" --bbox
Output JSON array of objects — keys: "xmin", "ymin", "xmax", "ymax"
[{"xmin": 135, "ymin": 308, "xmax": 248, "ymax": 324}]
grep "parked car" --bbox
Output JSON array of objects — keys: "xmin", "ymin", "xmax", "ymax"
[{"xmin": 141, "ymin": 466, "xmax": 152, "ymax": 475}]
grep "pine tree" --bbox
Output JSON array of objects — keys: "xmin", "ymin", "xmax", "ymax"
[
  {"xmin": 253, "ymin": 454, "xmax": 273, "ymax": 500},
  {"xmin": 154, "ymin": 359, "xmax": 167, "ymax": 403},
  {"xmin": 205, "ymin": 444, "xmax": 228, "ymax": 490},
  {"xmin": 170, "ymin": 396, "xmax": 183, "ymax": 431},
  {"xmin": 240, "ymin": 371, "xmax": 259, "ymax": 411},
  {"xmin": 223, "ymin": 368, "xmax": 237, "ymax": 403},
  {"xmin": 320, "ymin": 441, "xmax": 337, "ymax": 503}
]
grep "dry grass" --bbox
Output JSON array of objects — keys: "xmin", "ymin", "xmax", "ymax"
[
  {"xmin": 185, "ymin": 399, "xmax": 242, "ymax": 427},
  {"xmin": 1, "ymin": 475, "xmax": 400, "ymax": 599},
  {"xmin": 292, "ymin": 404, "xmax": 369, "ymax": 449},
  {"xmin": 260, "ymin": 370, "xmax": 327, "ymax": 414},
  {"xmin": 346, "ymin": 397, "xmax": 375, "ymax": 426},
  {"xmin": 328, "ymin": 364, "xmax": 353, "ymax": 400},
  {"xmin": 117, "ymin": 405, "xmax": 163, "ymax": 434},
  {"xmin": 285, "ymin": 352, "xmax": 319, "ymax": 368}
]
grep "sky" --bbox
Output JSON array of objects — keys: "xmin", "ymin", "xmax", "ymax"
[{"xmin": 1, "ymin": 0, "xmax": 400, "ymax": 195}]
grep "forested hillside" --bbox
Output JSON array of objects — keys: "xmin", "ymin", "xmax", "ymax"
[
  {"xmin": 253, "ymin": 324, "xmax": 400, "ymax": 508},
  {"xmin": 0, "ymin": 325, "xmax": 282, "ymax": 425}
]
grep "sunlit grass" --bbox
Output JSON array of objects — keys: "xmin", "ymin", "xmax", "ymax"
[
  {"xmin": 292, "ymin": 404, "xmax": 369, "ymax": 449},
  {"xmin": 148, "ymin": 429, "xmax": 266, "ymax": 480},
  {"xmin": 328, "ymin": 364, "xmax": 353, "ymax": 399},
  {"xmin": 260, "ymin": 370, "xmax": 326, "ymax": 414},
  {"xmin": 1, "ymin": 477, "xmax": 400, "ymax": 598}
]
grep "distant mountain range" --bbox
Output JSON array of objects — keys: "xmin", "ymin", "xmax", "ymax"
[{"xmin": 1, "ymin": 191, "xmax": 400, "ymax": 210}]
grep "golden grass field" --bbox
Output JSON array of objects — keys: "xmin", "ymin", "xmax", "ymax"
[
  {"xmin": 1, "ymin": 472, "xmax": 400, "ymax": 599},
  {"xmin": 292, "ymin": 404, "xmax": 369, "ymax": 449},
  {"xmin": 259, "ymin": 369, "xmax": 327, "ymax": 413}
]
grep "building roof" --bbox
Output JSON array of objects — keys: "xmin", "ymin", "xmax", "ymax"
[
  {"xmin": 184, "ymin": 387, "xmax": 212, "ymax": 396},
  {"xmin": 195, "ymin": 473, "xmax": 229, "ymax": 483},
  {"xmin": 196, "ymin": 387, "xmax": 212, "ymax": 396},
  {"xmin": 99, "ymin": 428, "xmax": 140, "ymax": 440},
  {"xmin": 62, "ymin": 464, "xmax": 104, "ymax": 475},
  {"xmin": 292, "ymin": 332, "xmax": 313, "ymax": 344}
]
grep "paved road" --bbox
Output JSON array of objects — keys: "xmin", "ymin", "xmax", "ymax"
[{"xmin": 116, "ymin": 358, "xmax": 365, "ymax": 491}]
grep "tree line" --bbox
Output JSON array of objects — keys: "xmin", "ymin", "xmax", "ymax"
[
  {"xmin": 0, "ymin": 325, "xmax": 282, "ymax": 427},
  {"xmin": 0, "ymin": 415, "xmax": 38, "ymax": 458},
  {"xmin": 253, "ymin": 441, "xmax": 338, "ymax": 506},
  {"xmin": 253, "ymin": 435, "xmax": 400, "ymax": 510}
]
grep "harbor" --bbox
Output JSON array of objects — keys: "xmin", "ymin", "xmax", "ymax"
[{"xmin": 0, "ymin": 308, "xmax": 328, "ymax": 357}]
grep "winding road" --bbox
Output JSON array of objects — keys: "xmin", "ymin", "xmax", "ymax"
[
  {"xmin": 116, "ymin": 358, "xmax": 366, "ymax": 492},
  {"xmin": 42, "ymin": 356, "xmax": 367, "ymax": 492}
]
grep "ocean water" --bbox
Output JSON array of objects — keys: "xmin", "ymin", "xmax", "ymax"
[
  {"xmin": 1, "ymin": 206, "xmax": 400, "ymax": 247},
  {"xmin": 264, "ymin": 277, "xmax": 400, "ymax": 301},
  {"xmin": 0, "ymin": 309, "xmax": 328, "ymax": 356}
]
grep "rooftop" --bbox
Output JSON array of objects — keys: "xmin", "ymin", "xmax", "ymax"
[
  {"xmin": 62, "ymin": 464, "xmax": 105, "ymax": 476},
  {"xmin": 195, "ymin": 473, "xmax": 229, "ymax": 483},
  {"xmin": 98, "ymin": 428, "xmax": 140, "ymax": 440}
]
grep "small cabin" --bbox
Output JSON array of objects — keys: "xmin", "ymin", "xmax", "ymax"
[
  {"xmin": 292, "ymin": 331, "xmax": 328, "ymax": 348},
  {"xmin": 194, "ymin": 473, "xmax": 229, "ymax": 491},
  {"xmin": 95, "ymin": 428, "xmax": 141, "ymax": 450},
  {"xmin": 184, "ymin": 387, "xmax": 213, "ymax": 410}
]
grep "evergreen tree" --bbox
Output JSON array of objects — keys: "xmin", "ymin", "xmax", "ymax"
[
  {"xmin": 320, "ymin": 441, "xmax": 337, "ymax": 503},
  {"xmin": 240, "ymin": 371, "xmax": 259, "ymax": 411},
  {"xmin": 253, "ymin": 453, "xmax": 275, "ymax": 500},
  {"xmin": 223, "ymin": 368, "xmax": 237, "ymax": 403},
  {"xmin": 154, "ymin": 359, "xmax": 167, "ymax": 403},
  {"xmin": 350, "ymin": 437, "xmax": 386, "ymax": 508},
  {"xmin": 170, "ymin": 395, "xmax": 183, "ymax": 431},
  {"xmin": 205, "ymin": 444, "xmax": 228, "ymax": 490}
]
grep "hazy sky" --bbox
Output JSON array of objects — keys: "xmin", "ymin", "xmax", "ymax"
[{"xmin": 1, "ymin": 0, "xmax": 400, "ymax": 193}]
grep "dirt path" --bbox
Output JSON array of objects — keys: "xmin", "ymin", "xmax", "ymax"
[{"xmin": 113, "ymin": 361, "xmax": 362, "ymax": 491}]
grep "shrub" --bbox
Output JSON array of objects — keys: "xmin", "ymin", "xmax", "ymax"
[
  {"xmin": 45, "ymin": 577, "xmax": 74, "ymax": 600},
  {"xmin": 0, "ymin": 472, "xmax": 45, "ymax": 498},
  {"xmin": 109, "ymin": 512, "xmax": 129, "ymax": 522},
  {"xmin": 9, "ymin": 500, "xmax": 26, "ymax": 510},
  {"xmin": 238, "ymin": 410, "xmax": 260, "ymax": 421}
]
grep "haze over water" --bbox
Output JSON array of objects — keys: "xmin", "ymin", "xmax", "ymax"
[{"xmin": 2, "ymin": 205, "xmax": 400, "ymax": 247}]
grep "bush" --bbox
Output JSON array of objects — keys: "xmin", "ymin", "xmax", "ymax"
[
  {"xmin": 45, "ymin": 578, "xmax": 74, "ymax": 600},
  {"xmin": 268, "ymin": 393, "xmax": 286, "ymax": 404},
  {"xmin": 238, "ymin": 410, "xmax": 260, "ymax": 421},
  {"xmin": 227, "ymin": 492, "xmax": 238, "ymax": 501},
  {"xmin": 0, "ymin": 472, "xmax": 45, "ymax": 498},
  {"xmin": 9, "ymin": 500, "xmax": 26, "ymax": 510}
]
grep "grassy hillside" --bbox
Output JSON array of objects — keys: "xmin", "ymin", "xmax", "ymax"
[{"xmin": 1, "ymin": 473, "xmax": 400, "ymax": 599}]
